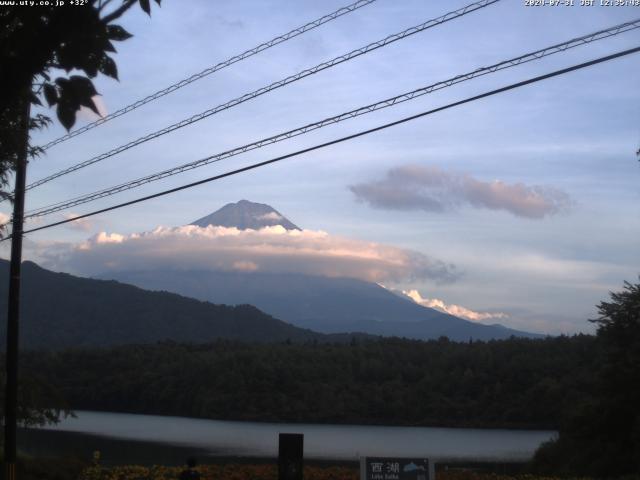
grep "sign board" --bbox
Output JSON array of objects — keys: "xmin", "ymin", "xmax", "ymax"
[
  {"xmin": 360, "ymin": 457, "xmax": 433, "ymax": 480},
  {"xmin": 278, "ymin": 433, "xmax": 303, "ymax": 480}
]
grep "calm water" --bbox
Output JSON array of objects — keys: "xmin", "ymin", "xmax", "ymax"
[{"xmin": 23, "ymin": 411, "xmax": 555, "ymax": 463}]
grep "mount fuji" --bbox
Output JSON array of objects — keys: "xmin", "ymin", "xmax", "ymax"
[
  {"xmin": 191, "ymin": 199, "xmax": 300, "ymax": 231},
  {"xmin": 102, "ymin": 201, "xmax": 542, "ymax": 341}
]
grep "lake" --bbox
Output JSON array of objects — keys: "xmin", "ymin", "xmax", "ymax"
[{"xmin": 20, "ymin": 411, "xmax": 556, "ymax": 465}]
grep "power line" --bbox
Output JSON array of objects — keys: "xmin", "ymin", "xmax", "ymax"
[
  {"xmin": 25, "ymin": 0, "xmax": 500, "ymax": 191},
  {"xmin": 23, "ymin": 18, "xmax": 640, "ymax": 219},
  {"xmin": 8, "ymin": 45, "xmax": 638, "ymax": 239},
  {"xmin": 38, "ymin": 0, "xmax": 378, "ymax": 151}
]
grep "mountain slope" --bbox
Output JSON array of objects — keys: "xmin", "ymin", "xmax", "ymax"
[
  {"xmin": 104, "ymin": 270, "xmax": 542, "ymax": 341},
  {"xmin": 0, "ymin": 260, "xmax": 335, "ymax": 349},
  {"xmin": 181, "ymin": 200, "xmax": 541, "ymax": 340},
  {"xmin": 191, "ymin": 199, "xmax": 300, "ymax": 230}
]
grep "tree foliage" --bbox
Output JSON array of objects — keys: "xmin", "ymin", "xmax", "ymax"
[
  {"xmin": 0, "ymin": 366, "xmax": 72, "ymax": 428},
  {"xmin": 0, "ymin": 0, "xmax": 160, "ymax": 425},
  {"xmin": 0, "ymin": 0, "xmax": 160, "ymax": 200},
  {"xmin": 21, "ymin": 335, "xmax": 597, "ymax": 430},
  {"xmin": 532, "ymin": 279, "xmax": 640, "ymax": 477}
]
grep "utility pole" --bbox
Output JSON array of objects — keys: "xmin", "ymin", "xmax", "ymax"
[{"xmin": 4, "ymin": 91, "xmax": 31, "ymax": 480}]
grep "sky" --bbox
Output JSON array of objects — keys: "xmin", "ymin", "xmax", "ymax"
[{"xmin": 1, "ymin": 0, "xmax": 639, "ymax": 335}]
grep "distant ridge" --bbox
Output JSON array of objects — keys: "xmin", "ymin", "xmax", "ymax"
[
  {"xmin": 0, "ymin": 260, "xmax": 364, "ymax": 350},
  {"xmin": 107, "ymin": 270, "xmax": 544, "ymax": 341},
  {"xmin": 191, "ymin": 200, "xmax": 300, "ymax": 231}
]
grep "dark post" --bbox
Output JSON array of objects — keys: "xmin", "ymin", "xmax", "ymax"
[
  {"xmin": 278, "ymin": 433, "xmax": 303, "ymax": 480},
  {"xmin": 3, "ymin": 92, "xmax": 31, "ymax": 480}
]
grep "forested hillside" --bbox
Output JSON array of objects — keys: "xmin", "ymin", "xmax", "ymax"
[
  {"xmin": 0, "ymin": 260, "xmax": 339, "ymax": 348},
  {"xmin": 21, "ymin": 335, "xmax": 596, "ymax": 429}
]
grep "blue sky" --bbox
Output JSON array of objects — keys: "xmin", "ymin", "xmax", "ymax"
[{"xmin": 2, "ymin": 0, "xmax": 639, "ymax": 334}]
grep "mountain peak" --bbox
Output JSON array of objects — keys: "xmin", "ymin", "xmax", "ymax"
[{"xmin": 190, "ymin": 200, "xmax": 301, "ymax": 231}]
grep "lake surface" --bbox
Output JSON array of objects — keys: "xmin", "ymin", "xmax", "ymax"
[{"xmin": 23, "ymin": 411, "xmax": 555, "ymax": 464}]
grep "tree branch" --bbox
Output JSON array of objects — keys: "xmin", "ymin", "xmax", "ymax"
[
  {"xmin": 101, "ymin": 0, "xmax": 137, "ymax": 24},
  {"xmin": 98, "ymin": 0, "xmax": 116, "ymax": 12}
]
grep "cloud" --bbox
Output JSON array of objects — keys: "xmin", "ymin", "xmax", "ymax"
[
  {"xmin": 38, "ymin": 224, "xmax": 460, "ymax": 284},
  {"xmin": 232, "ymin": 260, "xmax": 259, "ymax": 272},
  {"xmin": 215, "ymin": 16, "xmax": 244, "ymax": 29},
  {"xmin": 350, "ymin": 165, "xmax": 570, "ymax": 219},
  {"xmin": 258, "ymin": 212, "xmax": 283, "ymax": 221},
  {"xmin": 0, "ymin": 212, "xmax": 9, "ymax": 239},
  {"xmin": 403, "ymin": 289, "xmax": 508, "ymax": 323},
  {"xmin": 63, "ymin": 213, "xmax": 94, "ymax": 232},
  {"xmin": 0, "ymin": 211, "xmax": 50, "ymax": 239}
]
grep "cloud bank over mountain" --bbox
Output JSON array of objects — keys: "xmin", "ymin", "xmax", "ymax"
[
  {"xmin": 350, "ymin": 165, "xmax": 571, "ymax": 219},
  {"xmin": 41, "ymin": 224, "xmax": 460, "ymax": 284},
  {"xmin": 403, "ymin": 289, "xmax": 508, "ymax": 323}
]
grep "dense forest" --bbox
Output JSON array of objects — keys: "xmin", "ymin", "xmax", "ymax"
[
  {"xmin": 19, "ymin": 335, "xmax": 596, "ymax": 430},
  {"xmin": 531, "ymin": 280, "xmax": 640, "ymax": 477}
]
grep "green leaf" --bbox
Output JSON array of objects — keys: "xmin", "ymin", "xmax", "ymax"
[
  {"xmin": 29, "ymin": 114, "xmax": 52, "ymax": 132},
  {"xmin": 43, "ymin": 83, "xmax": 58, "ymax": 107},
  {"xmin": 139, "ymin": 0, "xmax": 151, "ymax": 15},
  {"xmin": 80, "ymin": 96, "xmax": 101, "ymax": 116},
  {"xmin": 57, "ymin": 100, "xmax": 76, "ymax": 131},
  {"xmin": 98, "ymin": 55, "xmax": 118, "ymax": 80},
  {"xmin": 54, "ymin": 76, "xmax": 100, "ymax": 127},
  {"xmin": 69, "ymin": 76, "xmax": 98, "ymax": 98},
  {"xmin": 30, "ymin": 92, "xmax": 42, "ymax": 106},
  {"xmin": 83, "ymin": 53, "xmax": 100, "ymax": 78},
  {"xmin": 107, "ymin": 25, "xmax": 133, "ymax": 41},
  {"xmin": 57, "ymin": 42, "xmax": 86, "ymax": 73},
  {"xmin": 104, "ymin": 40, "xmax": 117, "ymax": 53}
]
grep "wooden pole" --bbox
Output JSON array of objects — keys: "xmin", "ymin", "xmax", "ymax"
[{"xmin": 4, "ymin": 91, "xmax": 31, "ymax": 480}]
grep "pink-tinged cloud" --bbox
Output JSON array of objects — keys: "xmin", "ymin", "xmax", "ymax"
[
  {"xmin": 42, "ymin": 225, "xmax": 460, "ymax": 284},
  {"xmin": 350, "ymin": 165, "xmax": 570, "ymax": 219},
  {"xmin": 63, "ymin": 212, "xmax": 95, "ymax": 232},
  {"xmin": 76, "ymin": 95, "xmax": 107, "ymax": 121},
  {"xmin": 403, "ymin": 289, "xmax": 508, "ymax": 323}
]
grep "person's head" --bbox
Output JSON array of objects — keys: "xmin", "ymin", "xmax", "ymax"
[{"xmin": 187, "ymin": 457, "xmax": 197, "ymax": 469}]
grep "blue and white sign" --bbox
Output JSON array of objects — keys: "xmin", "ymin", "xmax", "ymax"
[{"xmin": 360, "ymin": 457, "xmax": 433, "ymax": 480}]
